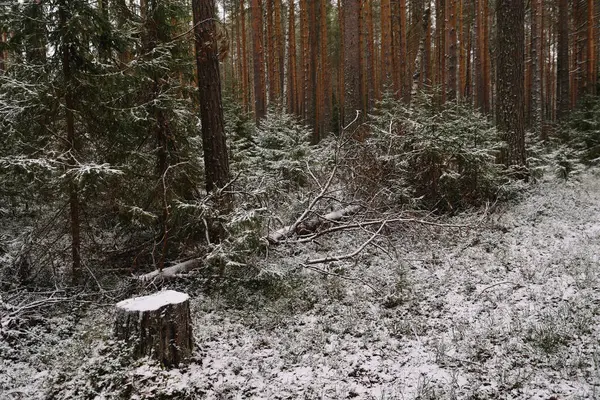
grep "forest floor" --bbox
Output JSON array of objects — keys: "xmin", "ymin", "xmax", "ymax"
[{"xmin": 3, "ymin": 170, "xmax": 600, "ymax": 399}]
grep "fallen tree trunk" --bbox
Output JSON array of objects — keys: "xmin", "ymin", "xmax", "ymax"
[
  {"xmin": 137, "ymin": 258, "xmax": 202, "ymax": 282},
  {"xmin": 267, "ymin": 205, "xmax": 361, "ymax": 244},
  {"xmin": 114, "ymin": 290, "xmax": 193, "ymax": 368}
]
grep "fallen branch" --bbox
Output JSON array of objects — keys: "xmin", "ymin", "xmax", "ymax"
[
  {"xmin": 137, "ymin": 258, "xmax": 202, "ymax": 282},
  {"xmin": 300, "ymin": 263, "xmax": 382, "ymax": 294},
  {"xmin": 305, "ymin": 221, "xmax": 386, "ymax": 264},
  {"xmin": 297, "ymin": 215, "xmax": 470, "ymax": 243}
]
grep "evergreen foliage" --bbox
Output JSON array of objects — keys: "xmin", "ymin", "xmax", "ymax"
[
  {"xmin": 345, "ymin": 93, "xmax": 506, "ymax": 212},
  {"xmin": 559, "ymin": 96, "xmax": 600, "ymax": 165}
]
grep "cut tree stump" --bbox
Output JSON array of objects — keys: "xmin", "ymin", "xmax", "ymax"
[{"xmin": 114, "ymin": 290, "xmax": 193, "ymax": 368}]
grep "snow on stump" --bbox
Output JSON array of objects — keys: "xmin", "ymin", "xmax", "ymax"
[{"xmin": 114, "ymin": 290, "xmax": 193, "ymax": 368}]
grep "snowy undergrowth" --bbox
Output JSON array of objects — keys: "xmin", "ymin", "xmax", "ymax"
[{"xmin": 3, "ymin": 173, "xmax": 600, "ymax": 399}]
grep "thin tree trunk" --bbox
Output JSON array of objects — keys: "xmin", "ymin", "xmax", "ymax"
[
  {"xmin": 399, "ymin": 0, "xmax": 409, "ymax": 100},
  {"xmin": 381, "ymin": 0, "xmax": 392, "ymax": 89},
  {"xmin": 557, "ymin": 0, "xmax": 569, "ymax": 120},
  {"xmin": 274, "ymin": 0, "xmax": 284, "ymax": 103},
  {"xmin": 412, "ymin": 7, "xmax": 431, "ymax": 99},
  {"xmin": 531, "ymin": 0, "xmax": 542, "ymax": 133},
  {"xmin": 423, "ymin": 0, "xmax": 432, "ymax": 88},
  {"xmin": 587, "ymin": 0, "xmax": 595, "ymax": 95},
  {"xmin": 438, "ymin": 0, "xmax": 446, "ymax": 103},
  {"xmin": 308, "ymin": 0, "xmax": 318, "ymax": 140},
  {"xmin": 266, "ymin": 0, "xmax": 275, "ymax": 102},
  {"xmin": 367, "ymin": 0, "xmax": 378, "ymax": 103},
  {"xmin": 287, "ymin": 0, "xmax": 298, "ymax": 114},
  {"xmin": 251, "ymin": 0, "xmax": 266, "ymax": 121},
  {"xmin": 338, "ymin": 0, "xmax": 345, "ymax": 127},
  {"xmin": 359, "ymin": 0, "xmax": 367, "ymax": 112},
  {"xmin": 447, "ymin": 0, "xmax": 457, "ymax": 100},
  {"xmin": 240, "ymin": 0, "xmax": 250, "ymax": 111},
  {"xmin": 482, "ymin": 0, "xmax": 490, "ymax": 113},
  {"xmin": 343, "ymin": 0, "xmax": 361, "ymax": 126}
]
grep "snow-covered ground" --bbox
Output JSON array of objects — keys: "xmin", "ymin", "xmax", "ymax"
[{"xmin": 3, "ymin": 172, "xmax": 600, "ymax": 399}]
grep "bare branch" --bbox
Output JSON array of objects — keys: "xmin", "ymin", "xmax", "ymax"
[{"xmin": 305, "ymin": 222, "xmax": 386, "ymax": 264}]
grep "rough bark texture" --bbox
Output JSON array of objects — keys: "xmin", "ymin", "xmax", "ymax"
[
  {"xmin": 114, "ymin": 291, "xmax": 193, "ymax": 368},
  {"xmin": 530, "ymin": 0, "xmax": 542, "ymax": 133},
  {"xmin": 399, "ymin": 0, "xmax": 408, "ymax": 100},
  {"xmin": 240, "ymin": 0, "xmax": 250, "ymax": 111},
  {"xmin": 447, "ymin": 0, "xmax": 457, "ymax": 101},
  {"xmin": 274, "ymin": 0, "xmax": 284, "ymax": 103},
  {"xmin": 193, "ymin": 0, "xmax": 231, "ymax": 218},
  {"xmin": 496, "ymin": 0, "xmax": 526, "ymax": 167},
  {"xmin": 586, "ymin": 0, "xmax": 595, "ymax": 95},
  {"xmin": 287, "ymin": 0, "xmax": 298, "ymax": 114},
  {"xmin": 250, "ymin": 0, "xmax": 266, "ymax": 121},
  {"xmin": 266, "ymin": 0, "xmax": 276, "ymax": 102},
  {"xmin": 343, "ymin": 0, "xmax": 361, "ymax": 126},
  {"xmin": 556, "ymin": 0, "xmax": 569, "ymax": 120},
  {"xmin": 381, "ymin": 0, "xmax": 392, "ymax": 88},
  {"xmin": 337, "ymin": 0, "xmax": 345, "ymax": 126}
]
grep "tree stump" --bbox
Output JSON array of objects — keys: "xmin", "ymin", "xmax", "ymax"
[{"xmin": 114, "ymin": 290, "xmax": 193, "ymax": 368}]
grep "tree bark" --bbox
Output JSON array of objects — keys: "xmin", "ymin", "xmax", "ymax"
[
  {"xmin": 557, "ymin": 0, "xmax": 569, "ymax": 120},
  {"xmin": 496, "ymin": 0, "xmax": 526, "ymax": 167},
  {"xmin": 381, "ymin": 0, "xmax": 392, "ymax": 88},
  {"xmin": 250, "ymin": 0, "xmax": 266, "ymax": 121},
  {"xmin": 192, "ymin": 0, "xmax": 232, "ymax": 219},
  {"xmin": 530, "ymin": 0, "xmax": 542, "ymax": 133},
  {"xmin": 343, "ymin": 0, "xmax": 361, "ymax": 126},
  {"xmin": 287, "ymin": 0, "xmax": 298, "ymax": 114},
  {"xmin": 274, "ymin": 0, "xmax": 284, "ymax": 103},
  {"xmin": 240, "ymin": 0, "xmax": 250, "ymax": 111},
  {"xmin": 586, "ymin": 0, "xmax": 595, "ymax": 95},
  {"xmin": 447, "ymin": 0, "xmax": 457, "ymax": 101}
]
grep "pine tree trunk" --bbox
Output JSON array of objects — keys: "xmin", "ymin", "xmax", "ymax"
[
  {"xmin": 381, "ymin": 0, "xmax": 392, "ymax": 89},
  {"xmin": 496, "ymin": 0, "xmax": 526, "ymax": 168},
  {"xmin": 343, "ymin": 0, "xmax": 361, "ymax": 126},
  {"xmin": 447, "ymin": 0, "xmax": 457, "ymax": 100},
  {"xmin": 423, "ymin": 0, "xmax": 432, "ymax": 88},
  {"xmin": 300, "ymin": 0, "xmax": 310, "ymax": 120},
  {"xmin": 318, "ymin": 0, "xmax": 329, "ymax": 138},
  {"xmin": 359, "ymin": 0, "xmax": 367, "ymax": 113},
  {"xmin": 266, "ymin": 0, "xmax": 275, "ymax": 103},
  {"xmin": 399, "ymin": 0, "xmax": 408, "ymax": 101},
  {"xmin": 114, "ymin": 291, "xmax": 193, "ymax": 368},
  {"xmin": 287, "ymin": 0, "xmax": 298, "ymax": 115},
  {"xmin": 250, "ymin": 0, "xmax": 266, "ymax": 121},
  {"xmin": 240, "ymin": 0, "xmax": 250, "ymax": 111},
  {"xmin": 192, "ymin": 0, "xmax": 232, "ymax": 217},
  {"xmin": 557, "ymin": 0, "xmax": 569, "ymax": 120},
  {"xmin": 530, "ymin": 0, "xmax": 542, "ymax": 133},
  {"xmin": 438, "ymin": 0, "xmax": 446, "ymax": 103},
  {"xmin": 274, "ymin": 0, "xmax": 284, "ymax": 103},
  {"xmin": 587, "ymin": 0, "xmax": 595, "ymax": 95},
  {"xmin": 337, "ymin": 0, "xmax": 345, "ymax": 127},
  {"xmin": 391, "ymin": 0, "xmax": 401, "ymax": 96},
  {"xmin": 367, "ymin": 0, "xmax": 377, "ymax": 105}
]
